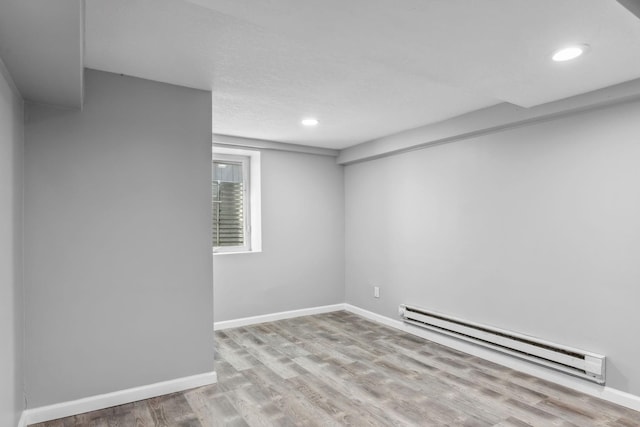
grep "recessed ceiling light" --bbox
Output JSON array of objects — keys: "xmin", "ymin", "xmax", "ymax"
[
  {"xmin": 301, "ymin": 118, "xmax": 319, "ymax": 126},
  {"xmin": 552, "ymin": 45, "xmax": 589, "ymax": 62}
]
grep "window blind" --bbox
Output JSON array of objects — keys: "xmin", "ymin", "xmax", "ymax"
[{"xmin": 212, "ymin": 181, "xmax": 245, "ymax": 247}]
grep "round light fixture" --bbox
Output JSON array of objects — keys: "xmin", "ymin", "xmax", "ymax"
[
  {"xmin": 552, "ymin": 45, "xmax": 589, "ymax": 62},
  {"xmin": 301, "ymin": 118, "xmax": 319, "ymax": 126}
]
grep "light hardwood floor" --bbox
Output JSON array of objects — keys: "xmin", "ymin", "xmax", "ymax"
[{"xmin": 32, "ymin": 311, "xmax": 640, "ymax": 426}]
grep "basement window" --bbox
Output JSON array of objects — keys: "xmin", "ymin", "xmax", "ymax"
[{"xmin": 212, "ymin": 146, "xmax": 261, "ymax": 254}]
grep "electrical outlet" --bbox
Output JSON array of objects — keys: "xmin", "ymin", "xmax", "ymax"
[{"xmin": 374, "ymin": 286, "xmax": 380, "ymax": 298}]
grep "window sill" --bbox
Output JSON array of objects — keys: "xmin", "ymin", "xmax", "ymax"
[{"xmin": 213, "ymin": 249, "xmax": 262, "ymax": 256}]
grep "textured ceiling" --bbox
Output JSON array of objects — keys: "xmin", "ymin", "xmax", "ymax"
[
  {"xmin": 187, "ymin": 0, "xmax": 640, "ymax": 107},
  {"xmin": 85, "ymin": 0, "xmax": 640, "ymax": 149},
  {"xmin": 23, "ymin": 0, "xmax": 640, "ymax": 148}
]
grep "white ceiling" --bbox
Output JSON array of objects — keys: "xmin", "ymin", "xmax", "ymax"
[
  {"xmin": 84, "ymin": 0, "xmax": 640, "ymax": 149},
  {"xmin": 3, "ymin": 0, "xmax": 640, "ymax": 149}
]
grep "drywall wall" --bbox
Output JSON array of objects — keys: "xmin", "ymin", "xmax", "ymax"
[
  {"xmin": 345, "ymin": 98, "xmax": 640, "ymax": 395},
  {"xmin": 0, "ymin": 58, "xmax": 24, "ymax": 427},
  {"xmin": 24, "ymin": 69, "xmax": 213, "ymax": 407},
  {"xmin": 214, "ymin": 148, "xmax": 344, "ymax": 322}
]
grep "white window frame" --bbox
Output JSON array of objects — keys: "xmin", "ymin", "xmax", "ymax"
[{"xmin": 212, "ymin": 146, "xmax": 262, "ymax": 255}]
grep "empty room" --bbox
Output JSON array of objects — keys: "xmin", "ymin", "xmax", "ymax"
[{"xmin": 3, "ymin": 0, "xmax": 640, "ymax": 426}]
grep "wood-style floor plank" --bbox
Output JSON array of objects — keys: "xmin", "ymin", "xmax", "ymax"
[{"xmin": 31, "ymin": 311, "xmax": 640, "ymax": 426}]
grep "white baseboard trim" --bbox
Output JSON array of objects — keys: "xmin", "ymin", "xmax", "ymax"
[
  {"xmin": 23, "ymin": 371, "xmax": 217, "ymax": 426},
  {"xmin": 343, "ymin": 304, "xmax": 640, "ymax": 413},
  {"xmin": 214, "ymin": 303, "xmax": 346, "ymax": 330},
  {"xmin": 17, "ymin": 411, "xmax": 27, "ymax": 427}
]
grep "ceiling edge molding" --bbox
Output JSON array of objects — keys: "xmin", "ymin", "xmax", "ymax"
[
  {"xmin": 213, "ymin": 134, "xmax": 339, "ymax": 157},
  {"xmin": 337, "ymin": 78, "xmax": 640, "ymax": 165}
]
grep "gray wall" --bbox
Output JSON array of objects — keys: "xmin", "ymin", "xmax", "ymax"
[
  {"xmin": 345, "ymin": 99, "xmax": 640, "ymax": 395},
  {"xmin": 24, "ymin": 69, "xmax": 213, "ymax": 407},
  {"xmin": 0, "ymin": 60, "xmax": 24, "ymax": 427},
  {"xmin": 214, "ymin": 149, "xmax": 344, "ymax": 322}
]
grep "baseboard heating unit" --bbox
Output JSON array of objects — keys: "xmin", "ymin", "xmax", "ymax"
[{"xmin": 398, "ymin": 304, "xmax": 606, "ymax": 384}]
